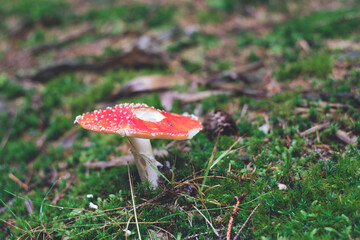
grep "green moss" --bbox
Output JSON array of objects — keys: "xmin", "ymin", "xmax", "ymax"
[
  {"xmin": 82, "ymin": 4, "xmax": 175, "ymax": 28},
  {"xmin": 45, "ymin": 114, "xmax": 72, "ymax": 141},
  {"xmin": 264, "ymin": 9, "xmax": 360, "ymax": 50},
  {"xmin": 201, "ymin": 94, "xmax": 229, "ymax": 114},
  {"xmin": 69, "ymin": 76, "xmax": 115, "ymax": 116},
  {"xmin": 194, "ymin": 33, "xmax": 220, "ymax": 48},
  {"xmin": 10, "ymin": 94, "xmax": 40, "ymax": 137},
  {"xmin": 206, "ymin": 0, "xmax": 275, "ymax": 13},
  {"xmin": 0, "ymin": 140, "xmax": 39, "ymax": 163},
  {"xmin": 0, "ymin": 74, "xmax": 25, "ymax": 99},
  {"xmin": 147, "ymin": 6, "xmax": 176, "ymax": 28},
  {"xmin": 83, "ymin": 4, "xmax": 148, "ymax": 23},
  {"xmin": 197, "ymin": 10, "xmax": 222, "ymax": 24},
  {"xmin": 237, "ymin": 30, "xmax": 259, "ymax": 47},
  {"xmin": 248, "ymin": 50, "xmax": 260, "ymax": 62},
  {"xmin": 181, "ymin": 59, "xmax": 202, "ymax": 73},
  {"xmin": 4, "ymin": 0, "xmax": 69, "ymax": 22},
  {"xmin": 276, "ymin": 53, "xmax": 332, "ymax": 82}
]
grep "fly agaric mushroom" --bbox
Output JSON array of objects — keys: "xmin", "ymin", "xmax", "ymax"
[{"xmin": 74, "ymin": 103, "xmax": 202, "ymax": 188}]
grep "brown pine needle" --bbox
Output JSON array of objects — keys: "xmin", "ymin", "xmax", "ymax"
[
  {"xmin": 0, "ymin": 218, "xmax": 26, "ymax": 233},
  {"xmin": 233, "ymin": 203, "xmax": 261, "ymax": 240}
]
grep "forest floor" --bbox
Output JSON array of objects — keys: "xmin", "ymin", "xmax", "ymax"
[{"xmin": 1, "ymin": 0, "xmax": 360, "ymax": 239}]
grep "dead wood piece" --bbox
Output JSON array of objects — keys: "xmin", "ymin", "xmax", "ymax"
[
  {"xmin": 336, "ymin": 130, "xmax": 357, "ymax": 144},
  {"xmin": 84, "ymin": 155, "xmax": 134, "ymax": 169},
  {"xmin": 206, "ymin": 61, "xmax": 264, "ymax": 86},
  {"xmin": 228, "ymin": 61, "xmax": 264, "ymax": 75},
  {"xmin": 160, "ymin": 90, "xmax": 231, "ymax": 111},
  {"xmin": 24, "ymin": 39, "xmax": 167, "ymax": 82},
  {"xmin": 235, "ymin": 88, "xmax": 266, "ymax": 97},
  {"xmin": 110, "ymin": 75, "xmax": 185, "ymax": 100},
  {"xmin": 304, "ymin": 92, "xmax": 360, "ymax": 105},
  {"xmin": 299, "ymin": 122, "xmax": 330, "ymax": 137},
  {"xmin": 31, "ymin": 26, "xmax": 95, "ymax": 55},
  {"xmin": 226, "ymin": 193, "xmax": 247, "ymax": 240},
  {"xmin": 24, "ymin": 60, "xmax": 98, "ymax": 82},
  {"xmin": 100, "ymin": 45, "xmax": 165, "ymax": 70},
  {"xmin": 177, "ymin": 90, "xmax": 231, "ymax": 103},
  {"xmin": 318, "ymin": 101, "xmax": 351, "ymax": 109}
]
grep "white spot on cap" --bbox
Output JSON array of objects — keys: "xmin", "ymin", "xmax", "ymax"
[
  {"xmin": 187, "ymin": 128, "xmax": 201, "ymax": 139},
  {"xmin": 132, "ymin": 108, "xmax": 165, "ymax": 122},
  {"xmin": 116, "ymin": 129, "xmax": 127, "ymax": 137}
]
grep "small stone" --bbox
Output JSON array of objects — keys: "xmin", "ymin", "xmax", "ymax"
[
  {"xmin": 278, "ymin": 183, "xmax": 287, "ymax": 190},
  {"xmin": 89, "ymin": 202, "xmax": 98, "ymax": 209},
  {"xmin": 259, "ymin": 124, "xmax": 269, "ymax": 134}
]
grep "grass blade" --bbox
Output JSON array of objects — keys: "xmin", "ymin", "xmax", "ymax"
[{"xmin": 128, "ymin": 164, "xmax": 142, "ymax": 240}]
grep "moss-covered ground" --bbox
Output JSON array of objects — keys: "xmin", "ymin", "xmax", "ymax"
[{"xmin": 1, "ymin": 0, "xmax": 360, "ymax": 239}]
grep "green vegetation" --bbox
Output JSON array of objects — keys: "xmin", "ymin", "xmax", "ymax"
[
  {"xmin": 277, "ymin": 53, "xmax": 332, "ymax": 82},
  {"xmin": 1, "ymin": 0, "xmax": 360, "ymax": 239},
  {"xmin": 0, "ymin": 74, "xmax": 25, "ymax": 99}
]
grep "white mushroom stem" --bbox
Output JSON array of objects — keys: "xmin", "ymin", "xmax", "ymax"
[{"xmin": 127, "ymin": 137, "xmax": 163, "ymax": 188}]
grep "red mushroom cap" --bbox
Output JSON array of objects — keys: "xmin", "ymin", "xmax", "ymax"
[{"xmin": 74, "ymin": 103, "xmax": 202, "ymax": 140}]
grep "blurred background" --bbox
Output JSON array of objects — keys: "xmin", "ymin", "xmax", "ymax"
[{"xmin": 1, "ymin": 0, "xmax": 360, "ymax": 239}]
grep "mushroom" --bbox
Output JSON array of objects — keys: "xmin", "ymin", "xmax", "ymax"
[{"xmin": 74, "ymin": 103, "xmax": 202, "ymax": 188}]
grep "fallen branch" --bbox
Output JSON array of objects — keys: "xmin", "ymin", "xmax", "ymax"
[
  {"xmin": 30, "ymin": 26, "xmax": 95, "ymax": 55},
  {"xmin": 83, "ymin": 155, "xmax": 134, "ymax": 168},
  {"xmin": 160, "ymin": 90, "xmax": 231, "ymax": 111},
  {"xmin": 23, "ymin": 38, "xmax": 167, "ymax": 83},
  {"xmin": 299, "ymin": 122, "xmax": 330, "ymax": 137},
  {"xmin": 304, "ymin": 92, "xmax": 360, "ymax": 105},
  {"xmin": 207, "ymin": 61, "xmax": 264, "ymax": 85},
  {"xmin": 110, "ymin": 75, "xmax": 185, "ymax": 100},
  {"xmin": 336, "ymin": 130, "xmax": 357, "ymax": 144},
  {"xmin": 226, "ymin": 193, "xmax": 247, "ymax": 240}
]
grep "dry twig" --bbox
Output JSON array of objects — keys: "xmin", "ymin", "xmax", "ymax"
[
  {"xmin": 226, "ymin": 193, "xmax": 247, "ymax": 240},
  {"xmin": 335, "ymin": 130, "xmax": 357, "ymax": 144},
  {"xmin": 299, "ymin": 122, "xmax": 330, "ymax": 137},
  {"xmin": 233, "ymin": 203, "xmax": 261, "ymax": 240}
]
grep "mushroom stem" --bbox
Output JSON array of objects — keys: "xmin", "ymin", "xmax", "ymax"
[{"xmin": 127, "ymin": 137, "xmax": 162, "ymax": 188}]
